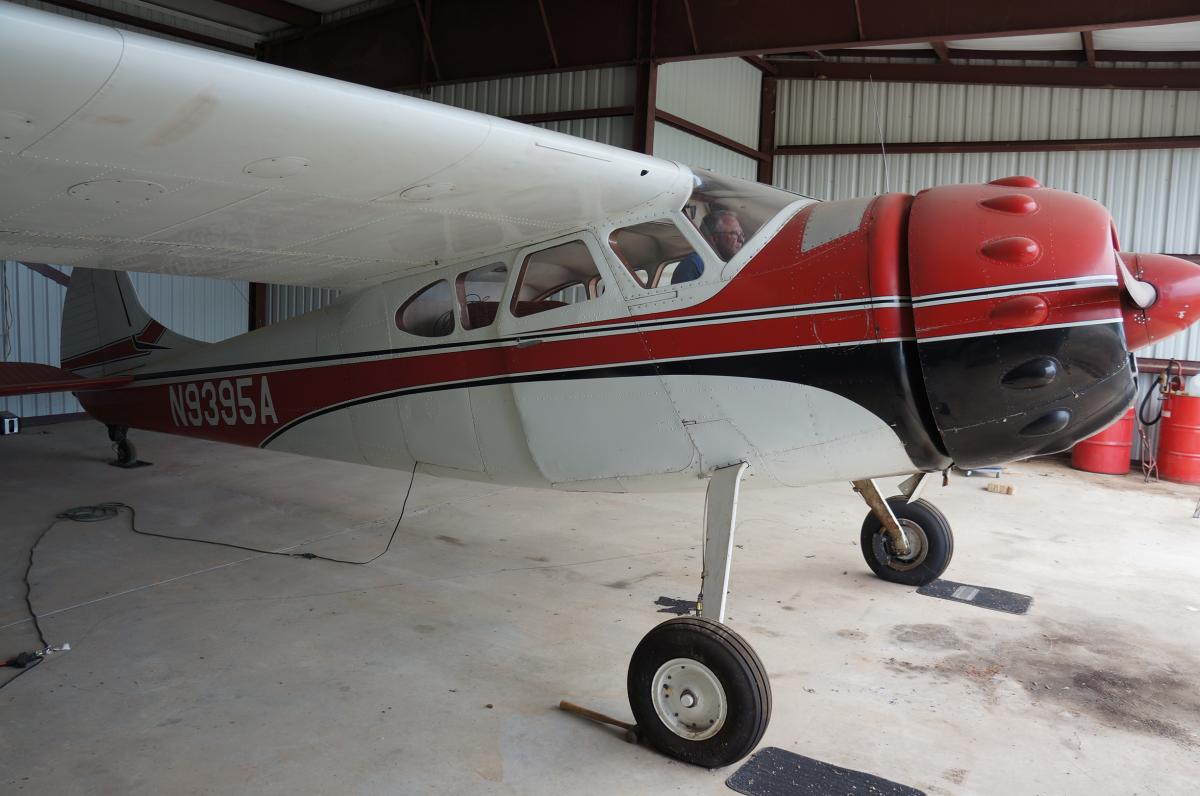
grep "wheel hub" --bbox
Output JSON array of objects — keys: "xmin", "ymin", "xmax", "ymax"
[
  {"xmin": 651, "ymin": 658, "xmax": 727, "ymax": 741},
  {"xmin": 874, "ymin": 518, "xmax": 928, "ymax": 571}
]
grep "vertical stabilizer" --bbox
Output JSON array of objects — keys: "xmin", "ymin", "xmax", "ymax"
[{"xmin": 61, "ymin": 269, "xmax": 202, "ymax": 375}]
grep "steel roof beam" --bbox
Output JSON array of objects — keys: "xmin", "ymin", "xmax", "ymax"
[
  {"xmin": 822, "ymin": 47, "xmax": 1200, "ymax": 62},
  {"xmin": 217, "ymin": 0, "xmax": 320, "ymax": 28},
  {"xmin": 655, "ymin": 109, "xmax": 769, "ymax": 163},
  {"xmin": 771, "ymin": 60, "xmax": 1200, "ymax": 90},
  {"xmin": 37, "ymin": 0, "xmax": 255, "ymax": 55},
  {"xmin": 259, "ymin": 0, "xmax": 1200, "ymax": 88},
  {"xmin": 775, "ymin": 135, "xmax": 1200, "ymax": 156},
  {"xmin": 1081, "ymin": 31, "xmax": 1097, "ymax": 67}
]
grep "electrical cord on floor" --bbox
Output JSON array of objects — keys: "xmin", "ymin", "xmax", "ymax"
[
  {"xmin": 1, "ymin": 513, "xmax": 65, "ymax": 692},
  {"xmin": 1, "ymin": 467, "xmax": 417, "ymax": 692},
  {"xmin": 65, "ymin": 465, "xmax": 416, "ymax": 565}
]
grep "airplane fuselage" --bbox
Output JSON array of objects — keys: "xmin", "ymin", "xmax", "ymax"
[{"xmin": 71, "ymin": 176, "xmax": 1151, "ymax": 492}]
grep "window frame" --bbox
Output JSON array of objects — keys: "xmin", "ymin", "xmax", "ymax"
[
  {"xmin": 455, "ymin": 258, "xmax": 512, "ymax": 333},
  {"xmin": 600, "ymin": 212, "xmax": 720, "ymax": 295},
  {"xmin": 501, "ymin": 232, "xmax": 622, "ymax": 327}
]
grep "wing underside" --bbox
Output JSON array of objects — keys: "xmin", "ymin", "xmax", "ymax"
[{"xmin": 0, "ymin": 3, "xmax": 685, "ymax": 289}]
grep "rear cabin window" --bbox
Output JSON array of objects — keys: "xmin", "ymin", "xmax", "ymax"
[
  {"xmin": 396, "ymin": 279, "xmax": 454, "ymax": 337},
  {"xmin": 458, "ymin": 262, "xmax": 508, "ymax": 330},
  {"xmin": 512, "ymin": 240, "xmax": 604, "ymax": 318},
  {"xmin": 609, "ymin": 219, "xmax": 699, "ymax": 288}
]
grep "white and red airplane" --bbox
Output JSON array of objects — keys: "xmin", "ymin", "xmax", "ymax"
[{"xmin": 3, "ymin": 2, "xmax": 1199, "ymax": 767}]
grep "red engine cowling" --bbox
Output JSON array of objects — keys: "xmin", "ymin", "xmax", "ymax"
[{"xmin": 904, "ymin": 177, "xmax": 1153, "ymax": 468}]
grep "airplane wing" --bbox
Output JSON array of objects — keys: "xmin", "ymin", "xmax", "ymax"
[{"xmin": 0, "ymin": 3, "xmax": 685, "ymax": 290}]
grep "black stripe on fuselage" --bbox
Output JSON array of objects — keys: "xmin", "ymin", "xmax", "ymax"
[
  {"xmin": 260, "ymin": 340, "xmax": 952, "ymax": 473},
  {"xmin": 911, "ymin": 277, "xmax": 1116, "ymax": 306},
  {"xmin": 132, "ymin": 296, "xmax": 909, "ymax": 383}
]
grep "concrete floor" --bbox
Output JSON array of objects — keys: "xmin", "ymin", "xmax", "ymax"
[{"xmin": 1, "ymin": 421, "xmax": 1198, "ymax": 795}]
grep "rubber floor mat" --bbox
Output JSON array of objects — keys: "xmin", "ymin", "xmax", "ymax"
[
  {"xmin": 726, "ymin": 747, "xmax": 924, "ymax": 795},
  {"xmin": 916, "ymin": 579, "xmax": 1032, "ymax": 615}
]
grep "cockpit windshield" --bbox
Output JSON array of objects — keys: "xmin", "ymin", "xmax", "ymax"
[{"xmin": 682, "ymin": 169, "xmax": 809, "ymax": 262}]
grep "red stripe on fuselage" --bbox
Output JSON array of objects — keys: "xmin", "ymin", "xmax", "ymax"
[{"xmin": 78, "ymin": 305, "xmax": 903, "ymax": 448}]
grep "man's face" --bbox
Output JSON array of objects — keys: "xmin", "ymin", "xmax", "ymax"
[{"xmin": 710, "ymin": 215, "xmax": 745, "ymax": 261}]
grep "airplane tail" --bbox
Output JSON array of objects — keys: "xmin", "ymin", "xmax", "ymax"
[{"xmin": 60, "ymin": 268, "xmax": 203, "ymax": 376}]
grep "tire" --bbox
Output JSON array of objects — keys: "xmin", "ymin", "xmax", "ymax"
[
  {"xmin": 860, "ymin": 497, "xmax": 953, "ymax": 587},
  {"xmin": 627, "ymin": 617, "xmax": 770, "ymax": 768}
]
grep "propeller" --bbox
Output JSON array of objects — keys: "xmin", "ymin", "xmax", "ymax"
[{"xmin": 1116, "ymin": 252, "xmax": 1157, "ymax": 310}]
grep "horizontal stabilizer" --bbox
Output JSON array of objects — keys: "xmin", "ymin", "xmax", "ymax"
[{"xmin": 0, "ymin": 363, "xmax": 132, "ymax": 398}]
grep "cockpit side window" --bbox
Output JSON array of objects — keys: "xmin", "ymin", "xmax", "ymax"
[
  {"xmin": 609, "ymin": 219, "xmax": 701, "ymax": 288},
  {"xmin": 511, "ymin": 240, "xmax": 604, "ymax": 317},
  {"xmin": 682, "ymin": 169, "xmax": 805, "ymax": 265}
]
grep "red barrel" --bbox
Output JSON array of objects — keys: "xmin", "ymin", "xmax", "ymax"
[
  {"xmin": 1072, "ymin": 408, "xmax": 1135, "ymax": 474},
  {"xmin": 1159, "ymin": 394, "xmax": 1200, "ymax": 485}
]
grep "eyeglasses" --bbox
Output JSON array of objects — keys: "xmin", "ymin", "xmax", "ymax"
[{"xmin": 715, "ymin": 230, "xmax": 745, "ymax": 241}]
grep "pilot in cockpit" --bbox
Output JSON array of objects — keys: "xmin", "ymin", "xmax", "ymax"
[{"xmin": 671, "ymin": 209, "xmax": 745, "ymax": 284}]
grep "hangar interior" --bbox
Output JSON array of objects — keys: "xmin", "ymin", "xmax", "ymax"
[{"xmin": 2, "ymin": 2, "xmax": 1200, "ymax": 793}]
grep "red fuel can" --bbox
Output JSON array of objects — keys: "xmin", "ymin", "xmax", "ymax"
[
  {"xmin": 1158, "ymin": 394, "xmax": 1200, "ymax": 485},
  {"xmin": 1071, "ymin": 408, "xmax": 1135, "ymax": 475}
]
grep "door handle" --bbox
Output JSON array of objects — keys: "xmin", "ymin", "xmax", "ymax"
[{"xmin": 517, "ymin": 338, "xmax": 544, "ymax": 348}]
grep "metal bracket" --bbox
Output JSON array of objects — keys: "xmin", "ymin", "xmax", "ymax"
[
  {"xmin": 851, "ymin": 478, "xmax": 911, "ymax": 556},
  {"xmin": 699, "ymin": 461, "xmax": 749, "ymax": 623},
  {"xmin": 897, "ymin": 472, "xmax": 936, "ymax": 504}
]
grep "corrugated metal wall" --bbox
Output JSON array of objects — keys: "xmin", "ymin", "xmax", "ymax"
[
  {"xmin": 774, "ymin": 75, "xmax": 1200, "ymax": 366},
  {"xmin": 652, "ymin": 123, "xmax": 758, "ymax": 180},
  {"xmin": 266, "ymin": 285, "xmax": 339, "ymax": 326},
  {"xmin": 0, "ymin": 262, "xmax": 247, "ymax": 419},
  {"xmin": 0, "ymin": 262, "xmax": 75, "ymax": 418},
  {"xmin": 656, "ymin": 58, "xmax": 762, "ymax": 148},
  {"xmin": 126, "ymin": 272, "xmax": 249, "ymax": 342},
  {"xmin": 401, "ymin": 66, "xmax": 636, "ymax": 148},
  {"xmin": 652, "ymin": 57, "xmax": 761, "ymax": 180}
]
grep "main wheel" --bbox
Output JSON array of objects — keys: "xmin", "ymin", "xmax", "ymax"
[
  {"xmin": 627, "ymin": 617, "xmax": 770, "ymax": 768},
  {"xmin": 860, "ymin": 497, "xmax": 953, "ymax": 586}
]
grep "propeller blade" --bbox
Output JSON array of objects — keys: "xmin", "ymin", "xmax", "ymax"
[{"xmin": 1116, "ymin": 252, "xmax": 1157, "ymax": 310}]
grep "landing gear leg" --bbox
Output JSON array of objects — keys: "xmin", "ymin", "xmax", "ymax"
[
  {"xmin": 853, "ymin": 476, "xmax": 952, "ymax": 586},
  {"xmin": 107, "ymin": 424, "xmax": 149, "ymax": 469},
  {"xmin": 627, "ymin": 462, "xmax": 770, "ymax": 768}
]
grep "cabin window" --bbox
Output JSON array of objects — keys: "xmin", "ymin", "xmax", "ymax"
[
  {"xmin": 458, "ymin": 262, "xmax": 508, "ymax": 330},
  {"xmin": 682, "ymin": 169, "xmax": 805, "ymax": 265},
  {"xmin": 608, "ymin": 219, "xmax": 700, "ymax": 288},
  {"xmin": 396, "ymin": 279, "xmax": 454, "ymax": 337},
  {"xmin": 511, "ymin": 240, "xmax": 604, "ymax": 318}
]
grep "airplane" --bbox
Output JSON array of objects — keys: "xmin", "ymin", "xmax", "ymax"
[{"xmin": 3, "ymin": 1, "xmax": 1200, "ymax": 769}]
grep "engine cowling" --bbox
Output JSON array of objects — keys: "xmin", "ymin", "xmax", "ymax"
[{"xmin": 903, "ymin": 177, "xmax": 1182, "ymax": 468}]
